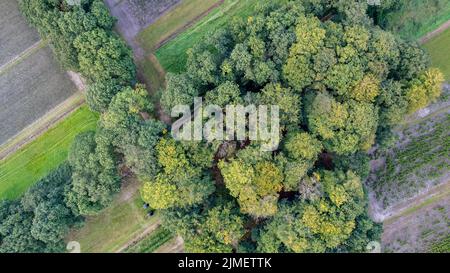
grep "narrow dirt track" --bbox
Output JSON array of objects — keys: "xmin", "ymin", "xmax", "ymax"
[
  {"xmin": 0, "ymin": 39, "xmax": 44, "ymax": 74},
  {"xmin": 419, "ymin": 19, "xmax": 450, "ymax": 44}
]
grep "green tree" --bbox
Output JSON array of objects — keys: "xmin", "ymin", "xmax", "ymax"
[
  {"xmin": 0, "ymin": 201, "xmax": 42, "ymax": 253},
  {"xmin": 257, "ymin": 83, "xmax": 301, "ymax": 127},
  {"xmin": 258, "ymin": 170, "xmax": 368, "ymax": 253},
  {"xmin": 85, "ymin": 80, "xmax": 124, "ymax": 113},
  {"xmin": 67, "ymin": 131, "xmax": 120, "ymax": 215},
  {"xmin": 162, "ymin": 202, "xmax": 245, "ymax": 253},
  {"xmin": 74, "ymin": 28, "xmax": 135, "ymax": 85},
  {"xmin": 406, "ymin": 68, "xmax": 444, "ymax": 113},
  {"xmin": 161, "ymin": 73, "xmax": 199, "ymax": 114},
  {"xmin": 218, "ymin": 146, "xmax": 283, "ymax": 218},
  {"xmin": 141, "ymin": 138, "xmax": 215, "ymax": 209}
]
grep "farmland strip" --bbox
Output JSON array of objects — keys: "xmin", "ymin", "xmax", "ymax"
[{"xmin": 0, "ymin": 39, "xmax": 46, "ymax": 75}]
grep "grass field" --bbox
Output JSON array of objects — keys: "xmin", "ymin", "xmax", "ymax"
[
  {"xmin": 67, "ymin": 178, "xmax": 159, "ymax": 253},
  {"xmin": 155, "ymin": 0, "xmax": 262, "ymax": 73},
  {"xmin": 0, "ymin": 0, "xmax": 41, "ymax": 67},
  {"xmin": 124, "ymin": 226, "xmax": 173, "ymax": 253},
  {"xmin": 0, "ymin": 45, "xmax": 77, "ymax": 144},
  {"xmin": 378, "ymin": 0, "xmax": 450, "ymax": 40},
  {"xmin": 137, "ymin": 0, "xmax": 221, "ymax": 51},
  {"xmin": 0, "ymin": 105, "xmax": 98, "ymax": 199},
  {"xmin": 423, "ymin": 27, "xmax": 450, "ymax": 80}
]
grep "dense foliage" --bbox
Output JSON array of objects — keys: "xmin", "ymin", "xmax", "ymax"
[
  {"xmin": 7, "ymin": 0, "xmax": 161, "ymax": 251},
  {"xmin": 154, "ymin": 0, "xmax": 443, "ymax": 252},
  {"xmin": 11, "ymin": 0, "xmax": 444, "ymax": 253},
  {"xmin": 0, "ymin": 164, "xmax": 82, "ymax": 252}
]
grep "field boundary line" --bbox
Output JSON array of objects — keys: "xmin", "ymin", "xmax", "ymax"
[
  {"xmin": 115, "ymin": 218, "xmax": 162, "ymax": 253},
  {"xmin": 0, "ymin": 39, "xmax": 47, "ymax": 75},
  {"xmin": 419, "ymin": 19, "xmax": 450, "ymax": 44},
  {"xmin": 383, "ymin": 181, "xmax": 450, "ymax": 225},
  {"xmin": 153, "ymin": 0, "xmax": 224, "ymax": 50},
  {"xmin": 0, "ymin": 92, "xmax": 85, "ymax": 161},
  {"xmin": 154, "ymin": 236, "xmax": 184, "ymax": 253}
]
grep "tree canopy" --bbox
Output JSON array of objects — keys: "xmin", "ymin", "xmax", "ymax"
[
  {"xmin": 155, "ymin": 0, "xmax": 443, "ymax": 253},
  {"xmin": 0, "ymin": 164, "xmax": 81, "ymax": 253},
  {"xmin": 13, "ymin": 0, "xmax": 444, "ymax": 253}
]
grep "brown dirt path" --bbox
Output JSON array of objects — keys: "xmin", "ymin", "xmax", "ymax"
[{"xmin": 419, "ymin": 19, "xmax": 450, "ymax": 44}]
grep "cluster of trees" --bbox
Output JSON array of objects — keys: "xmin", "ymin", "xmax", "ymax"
[
  {"xmin": 0, "ymin": 164, "xmax": 82, "ymax": 252},
  {"xmin": 68, "ymin": 85, "xmax": 167, "ymax": 215},
  {"xmin": 153, "ymin": 0, "xmax": 443, "ymax": 252}
]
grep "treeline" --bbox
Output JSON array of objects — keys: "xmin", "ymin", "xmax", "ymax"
[
  {"xmin": 0, "ymin": 0, "xmax": 166, "ymax": 252},
  {"xmin": 18, "ymin": 0, "xmax": 169, "ymax": 213},
  {"xmin": 19, "ymin": 0, "xmax": 135, "ymax": 112},
  {"xmin": 17, "ymin": 0, "xmax": 166, "ymax": 217}
]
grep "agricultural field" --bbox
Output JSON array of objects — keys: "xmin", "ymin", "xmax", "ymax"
[
  {"xmin": 135, "ymin": 0, "xmax": 223, "ymax": 93},
  {"xmin": 0, "ymin": 106, "xmax": 98, "ymax": 200},
  {"xmin": 67, "ymin": 177, "xmax": 159, "ymax": 253},
  {"xmin": 382, "ymin": 193, "xmax": 449, "ymax": 253},
  {"xmin": 104, "ymin": 0, "xmax": 180, "ymax": 47},
  {"xmin": 368, "ymin": 110, "xmax": 450, "ymax": 211},
  {"xmin": 423, "ymin": 27, "xmax": 450, "ymax": 80},
  {"xmin": 137, "ymin": 0, "xmax": 222, "ymax": 52},
  {"xmin": 0, "ymin": 0, "xmax": 40, "ymax": 67},
  {"xmin": 155, "ymin": 0, "xmax": 265, "ymax": 73},
  {"xmin": 0, "ymin": 0, "xmax": 78, "ymax": 145},
  {"xmin": 376, "ymin": 0, "xmax": 450, "ymax": 40},
  {"xmin": 0, "ymin": 45, "xmax": 78, "ymax": 144},
  {"xmin": 428, "ymin": 234, "xmax": 450, "ymax": 253},
  {"xmin": 367, "ymin": 84, "xmax": 450, "ymax": 252}
]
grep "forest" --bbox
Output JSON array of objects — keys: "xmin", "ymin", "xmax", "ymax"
[{"xmin": 0, "ymin": 0, "xmax": 444, "ymax": 253}]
